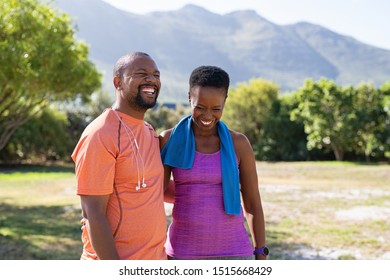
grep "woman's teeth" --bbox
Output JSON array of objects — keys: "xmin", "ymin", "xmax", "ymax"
[{"xmin": 200, "ymin": 120, "xmax": 212, "ymax": 125}]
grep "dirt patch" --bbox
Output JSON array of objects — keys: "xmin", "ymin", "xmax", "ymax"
[
  {"xmin": 282, "ymin": 246, "xmax": 363, "ymax": 260},
  {"xmin": 335, "ymin": 206, "xmax": 390, "ymax": 221}
]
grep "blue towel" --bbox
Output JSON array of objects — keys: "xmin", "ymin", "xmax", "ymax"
[{"xmin": 161, "ymin": 115, "xmax": 241, "ymax": 215}]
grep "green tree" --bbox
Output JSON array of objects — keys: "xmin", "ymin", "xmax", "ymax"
[
  {"xmin": 222, "ymin": 78, "xmax": 279, "ymax": 158},
  {"xmin": 378, "ymin": 81, "xmax": 390, "ymax": 160},
  {"xmin": 0, "ymin": 0, "xmax": 101, "ymax": 152},
  {"xmin": 350, "ymin": 83, "xmax": 388, "ymax": 161},
  {"xmin": 145, "ymin": 104, "xmax": 190, "ymax": 135},
  {"xmin": 291, "ymin": 78, "xmax": 355, "ymax": 161},
  {"xmin": 256, "ymin": 93, "xmax": 308, "ymax": 161},
  {"xmin": 1, "ymin": 90, "xmax": 114, "ymax": 163},
  {"xmin": 1, "ymin": 106, "xmax": 71, "ymax": 162}
]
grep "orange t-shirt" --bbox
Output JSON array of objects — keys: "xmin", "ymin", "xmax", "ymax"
[{"xmin": 71, "ymin": 109, "xmax": 167, "ymax": 260}]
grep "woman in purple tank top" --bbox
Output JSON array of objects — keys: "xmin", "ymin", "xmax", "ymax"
[{"xmin": 160, "ymin": 66, "xmax": 267, "ymax": 260}]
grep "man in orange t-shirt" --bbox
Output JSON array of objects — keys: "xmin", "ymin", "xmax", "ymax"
[{"xmin": 71, "ymin": 52, "xmax": 167, "ymax": 260}]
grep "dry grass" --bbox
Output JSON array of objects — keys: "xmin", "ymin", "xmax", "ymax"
[{"xmin": 256, "ymin": 161, "xmax": 390, "ymax": 259}]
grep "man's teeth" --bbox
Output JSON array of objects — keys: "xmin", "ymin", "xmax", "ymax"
[
  {"xmin": 141, "ymin": 86, "xmax": 155, "ymax": 95},
  {"xmin": 201, "ymin": 120, "xmax": 212, "ymax": 125}
]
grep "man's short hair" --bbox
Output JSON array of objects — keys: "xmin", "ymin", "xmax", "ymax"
[{"xmin": 113, "ymin": 52, "xmax": 150, "ymax": 78}]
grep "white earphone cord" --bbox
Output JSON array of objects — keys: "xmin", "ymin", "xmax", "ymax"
[{"xmin": 112, "ymin": 110, "xmax": 146, "ymax": 191}]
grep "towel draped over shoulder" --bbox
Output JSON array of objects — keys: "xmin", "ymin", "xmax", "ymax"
[{"xmin": 161, "ymin": 116, "xmax": 241, "ymax": 215}]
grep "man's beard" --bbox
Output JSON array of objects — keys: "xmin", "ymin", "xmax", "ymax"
[{"xmin": 134, "ymin": 90, "xmax": 158, "ymax": 110}]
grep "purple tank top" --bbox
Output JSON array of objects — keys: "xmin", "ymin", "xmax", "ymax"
[{"xmin": 165, "ymin": 151, "xmax": 253, "ymax": 259}]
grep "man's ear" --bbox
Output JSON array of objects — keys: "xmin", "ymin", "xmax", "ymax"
[
  {"xmin": 188, "ymin": 92, "xmax": 191, "ymax": 104},
  {"xmin": 113, "ymin": 76, "xmax": 121, "ymax": 90}
]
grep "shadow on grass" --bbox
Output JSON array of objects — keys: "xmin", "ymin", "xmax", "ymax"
[
  {"xmin": 266, "ymin": 229, "xmax": 315, "ymax": 260},
  {"xmin": 0, "ymin": 203, "xmax": 81, "ymax": 260},
  {"xmin": 0, "ymin": 164, "xmax": 74, "ymax": 174},
  {"xmin": 265, "ymin": 222, "xmax": 335, "ymax": 260}
]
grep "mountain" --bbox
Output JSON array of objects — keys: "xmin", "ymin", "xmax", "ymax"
[{"xmin": 49, "ymin": 0, "xmax": 390, "ymax": 103}]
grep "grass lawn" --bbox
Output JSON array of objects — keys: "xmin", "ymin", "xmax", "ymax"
[
  {"xmin": 257, "ymin": 161, "xmax": 390, "ymax": 259},
  {"xmin": 0, "ymin": 164, "xmax": 81, "ymax": 259},
  {"xmin": 0, "ymin": 161, "xmax": 389, "ymax": 259}
]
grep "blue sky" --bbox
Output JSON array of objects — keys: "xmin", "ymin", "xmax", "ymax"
[{"xmin": 102, "ymin": 0, "xmax": 390, "ymax": 50}]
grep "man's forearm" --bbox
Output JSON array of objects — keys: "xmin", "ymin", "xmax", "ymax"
[{"xmin": 86, "ymin": 217, "xmax": 120, "ymax": 260}]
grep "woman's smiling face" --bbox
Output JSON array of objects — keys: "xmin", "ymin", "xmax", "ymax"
[{"xmin": 189, "ymin": 85, "xmax": 227, "ymax": 132}]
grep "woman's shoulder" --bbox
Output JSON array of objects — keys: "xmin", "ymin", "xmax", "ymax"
[
  {"xmin": 159, "ymin": 128, "xmax": 174, "ymax": 149},
  {"xmin": 160, "ymin": 128, "xmax": 174, "ymax": 139},
  {"xmin": 229, "ymin": 129, "xmax": 250, "ymax": 146},
  {"xmin": 229, "ymin": 129, "xmax": 253, "ymax": 157}
]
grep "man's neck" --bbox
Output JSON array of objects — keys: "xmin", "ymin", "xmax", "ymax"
[{"xmin": 112, "ymin": 103, "xmax": 145, "ymax": 120}]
